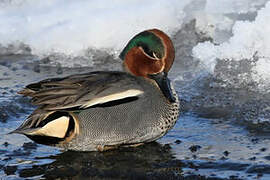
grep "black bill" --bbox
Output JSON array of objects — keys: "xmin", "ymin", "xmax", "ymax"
[{"xmin": 148, "ymin": 72, "xmax": 176, "ymax": 103}]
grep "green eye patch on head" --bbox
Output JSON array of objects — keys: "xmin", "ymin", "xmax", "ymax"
[{"xmin": 119, "ymin": 31, "xmax": 165, "ymax": 60}]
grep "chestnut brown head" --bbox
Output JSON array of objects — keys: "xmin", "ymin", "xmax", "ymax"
[
  {"xmin": 119, "ymin": 29, "xmax": 175, "ymax": 77},
  {"xmin": 119, "ymin": 29, "xmax": 176, "ymax": 102}
]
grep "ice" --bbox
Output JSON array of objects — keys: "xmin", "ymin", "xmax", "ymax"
[
  {"xmin": 0, "ymin": 0, "xmax": 189, "ymax": 57},
  {"xmin": 252, "ymin": 57, "xmax": 270, "ymax": 90},
  {"xmin": 205, "ymin": 0, "xmax": 268, "ymax": 13},
  {"xmin": 193, "ymin": 1, "xmax": 270, "ymax": 87},
  {"xmin": 1, "ymin": 0, "xmax": 270, "ymax": 87}
]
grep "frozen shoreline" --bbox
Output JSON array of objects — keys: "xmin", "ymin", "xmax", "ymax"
[
  {"xmin": 1, "ymin": 0, "xmax": 270, "ymax": 179},
  {"xmin": 1, "ymin": 0, "xmax": 270, "ymax": 91}
]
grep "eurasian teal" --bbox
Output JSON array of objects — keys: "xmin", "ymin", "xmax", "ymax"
[{"xmin": 12, "ymin": 29, "xmax": 180, "ymax": 151}]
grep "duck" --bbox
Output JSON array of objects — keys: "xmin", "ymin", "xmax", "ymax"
[{"xmin": 11, "ymin": 29, "xmax": 180, "ymax": 151}]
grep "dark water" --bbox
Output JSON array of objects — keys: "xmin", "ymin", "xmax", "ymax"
[{"xmin": 1, "ymin": 22, "xmax": 270, "ymax": 180}]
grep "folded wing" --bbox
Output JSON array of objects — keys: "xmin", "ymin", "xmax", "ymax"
[
  {"xmin": 19, "ymin": 71, "xmax": 144, "ymax": 110},
  {"xmin": 12, "ymin": 71, "xmax": 144, "ymax": 145}
]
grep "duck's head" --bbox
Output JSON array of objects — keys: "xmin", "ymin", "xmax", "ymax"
[{"xmin": 119, "ymin": 29, "xmax": 176, "ymax": 102}]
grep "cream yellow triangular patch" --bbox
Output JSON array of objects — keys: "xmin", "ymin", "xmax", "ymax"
[{"xmin": 27, "ymin": 116, "xmax": 69, "ymax": 138}]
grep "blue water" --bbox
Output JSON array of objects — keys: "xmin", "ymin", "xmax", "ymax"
[{"xmin": 0, "ymin": 54, "xmax": 270, "ymax": 179}]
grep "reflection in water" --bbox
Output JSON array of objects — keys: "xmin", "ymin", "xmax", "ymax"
[{"xmin": 19, "ymin": 143, "xmax": 185, "ymax": 179}]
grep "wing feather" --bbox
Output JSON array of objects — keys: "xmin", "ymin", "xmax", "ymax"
[{"xmin": 19, "ymin": 71, "xmax": 144, "ymax": 110}]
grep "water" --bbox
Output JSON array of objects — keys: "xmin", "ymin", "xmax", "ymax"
[{"xmin": 1, "ymin": 0, "xmax": 270, "ymax": 179}]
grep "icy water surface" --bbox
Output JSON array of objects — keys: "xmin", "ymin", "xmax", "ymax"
[
  {"xmin": 1, "ymin": 0, "xmax": 270, "ymax": 179},
  {"xmin": 0, "ymin": 33, "xmax": 270, "ymax": 179}
]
